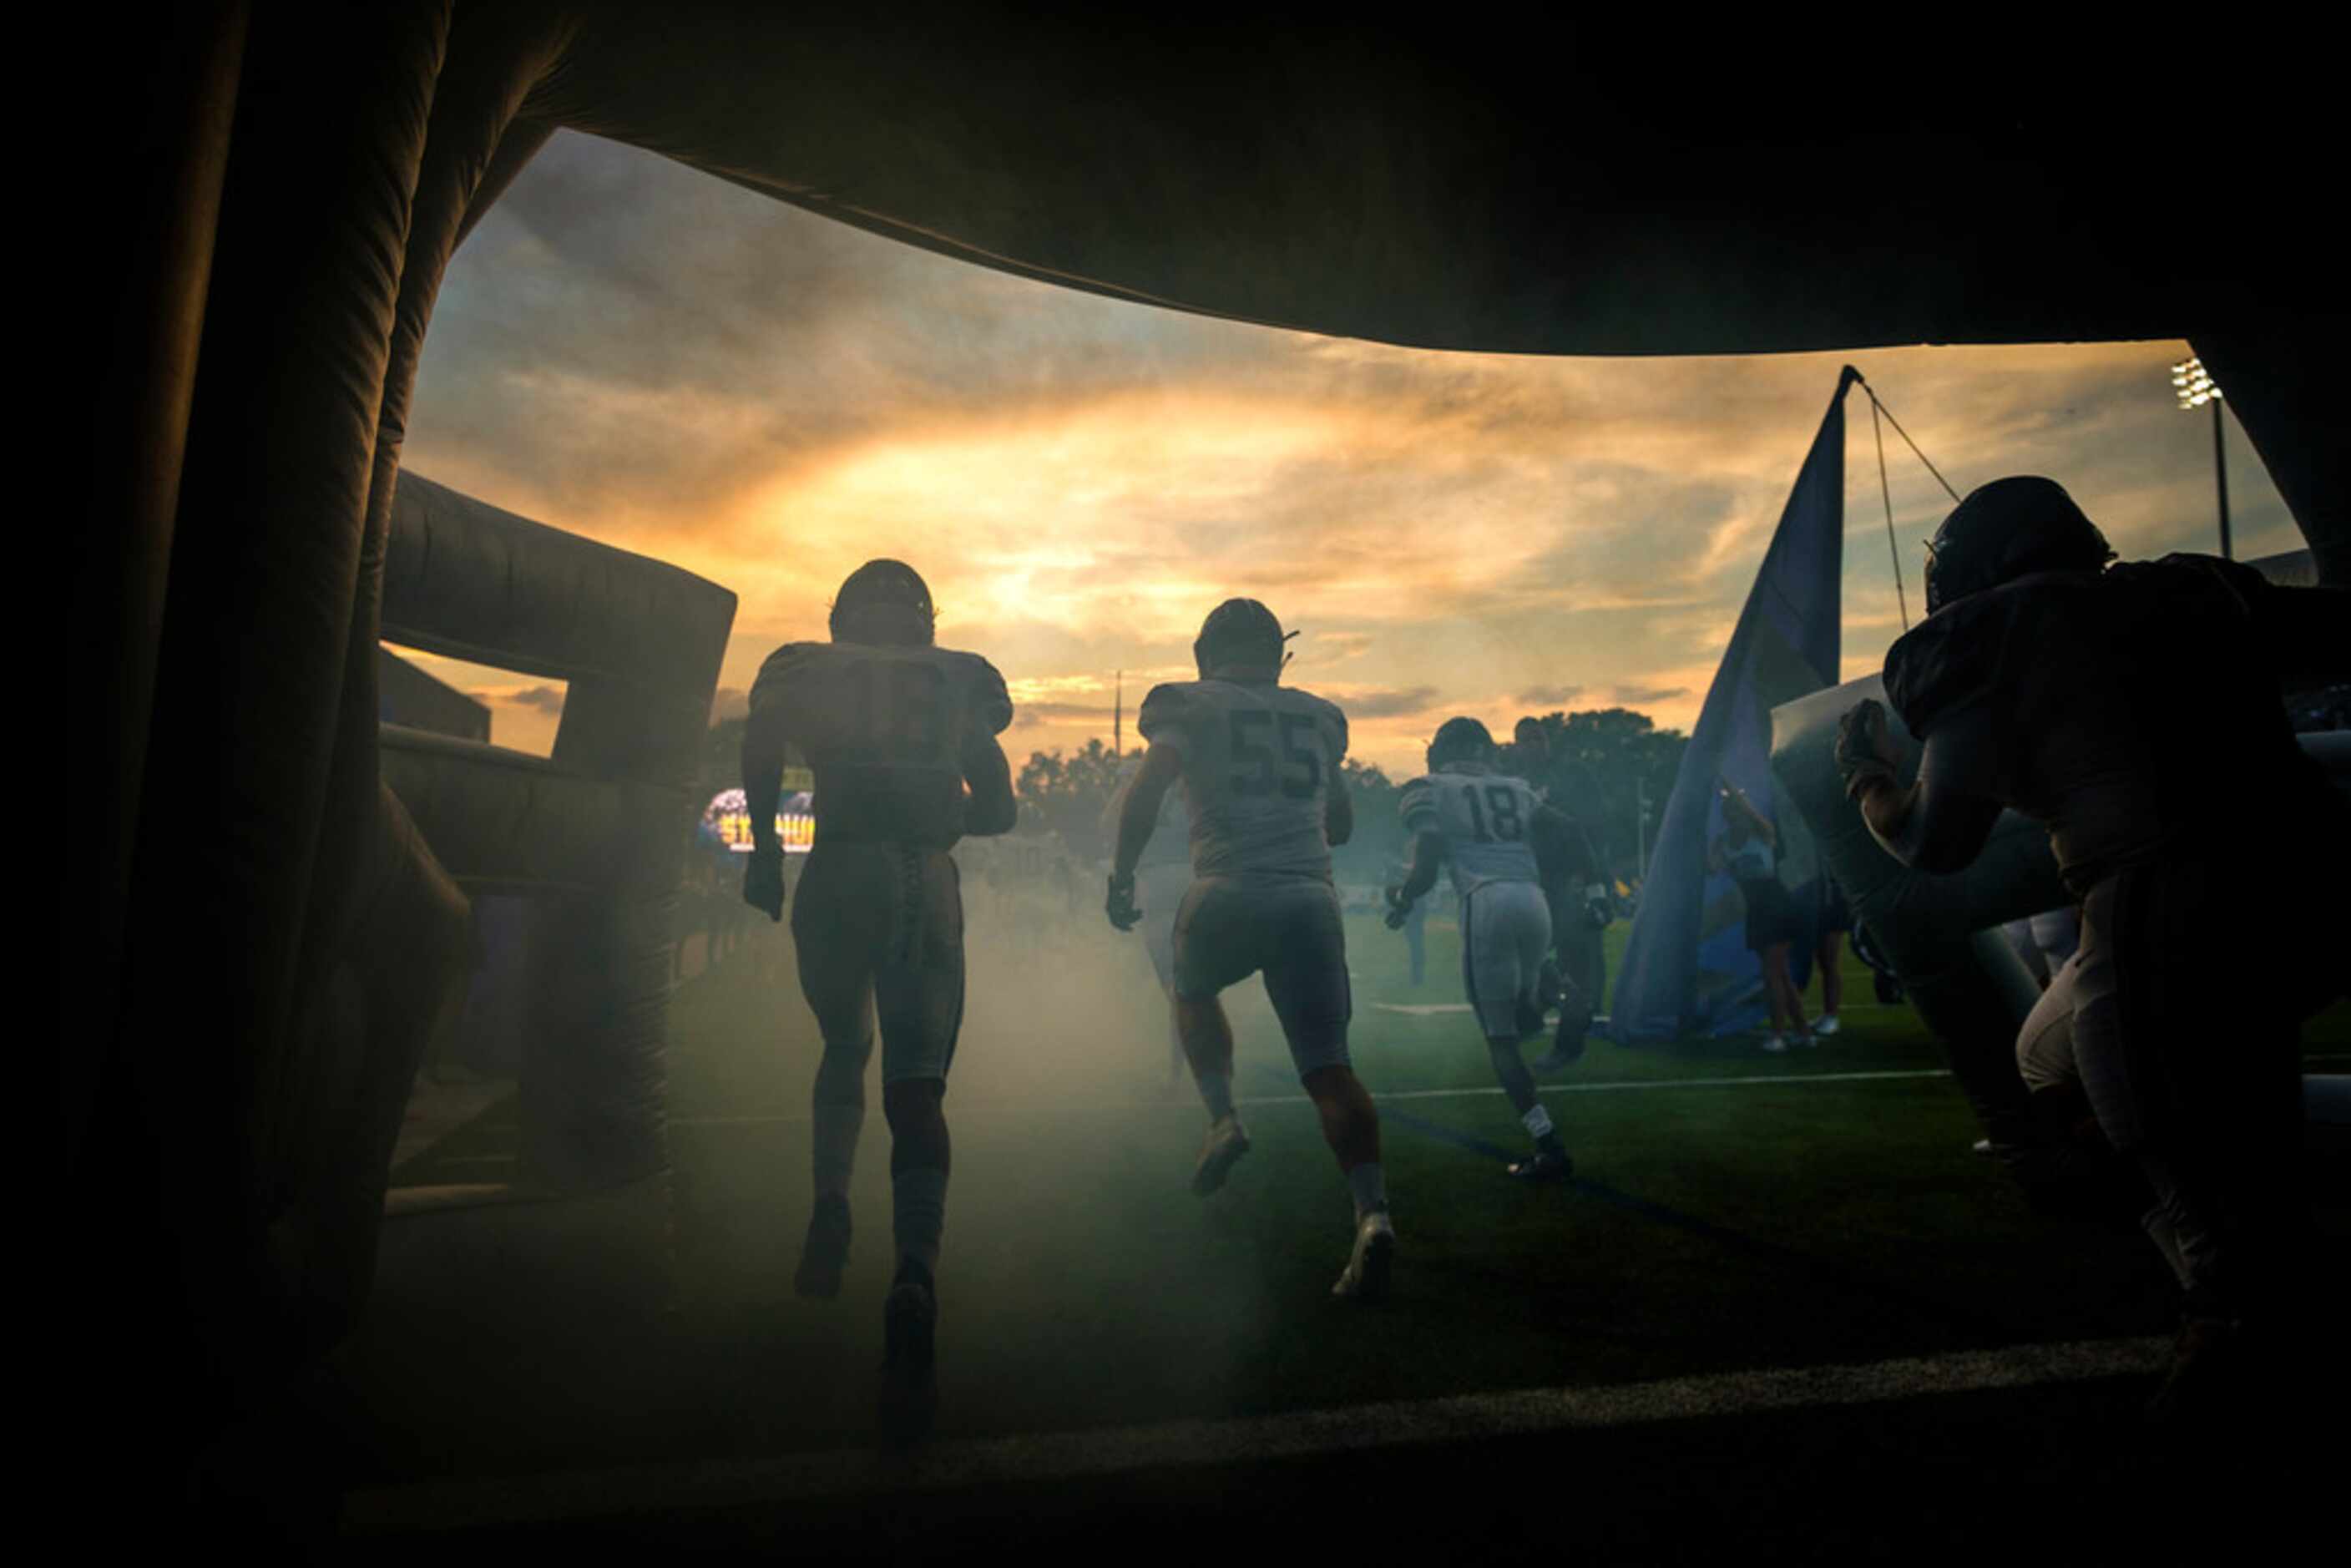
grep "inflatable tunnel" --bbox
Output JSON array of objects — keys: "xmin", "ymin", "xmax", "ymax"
[
  {"xmin": 379, "ymin": 472, "xmax": 736, "ymax": 1193},
  {"xmin": 1767, "ymin": 549, "xmax": 2350, "ymax": 1171}
]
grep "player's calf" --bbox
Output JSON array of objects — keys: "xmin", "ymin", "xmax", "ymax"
[
  {"xmin": 1487, "ymin": 1037, "xmax": 1573, "ymax": 1181},
  {"xmin": 883, "ymin": 1079, "xmax": 951, "ymax": 1279}
]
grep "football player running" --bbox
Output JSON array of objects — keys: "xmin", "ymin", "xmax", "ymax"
[
  {"xmin": 1386, "ymin": 719, "xmax": 1578, "ymax": 1181},
  {"xmin": 1105, "ymin": 599, "xmax": 1395, "ymax": 1302},
  {"xmin": 741, "ymin": 559, "xmax": 1018, "ymax": 1442},
  {"xmin": 1102, "ymin": 752, "xmax": 1195, "ymax": 1090}
]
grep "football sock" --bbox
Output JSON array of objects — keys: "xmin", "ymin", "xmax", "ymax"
[
  {"xmin": 1346, "ymin": 1161, "xmax": 1388, "ymax": 1219},
  {"xmin": 892, "ymin": 1166, "xmax": 948, "ymax": 1277},
  {"xmin": 1197, "ymin": 1072, "xmax": 1236, "ymax": 1122},
  {"xmin": 1522, "ymin": 1104, "xmax": 1556, "ymax": 1143},
  {"xmin": 1486, "ymin": 1039, "xmax": 1541, "ymax": 1115}
]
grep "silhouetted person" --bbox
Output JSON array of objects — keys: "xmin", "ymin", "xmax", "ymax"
[
  {"xmin": 1383, "ymin": 853, "xmax": 1428, "ymax": 985},
  {"xmin": 1838, "ymin": 476, "xmax": 2348, "ymax": 1422},
  {"xmin": 742, "ymin": 559, "xmax": 1018, "ymax": 1444},
  {"xmin": 1710, "ymin": 778, "xmax": 1811, "ymax": 1051},
  {"xmin": 1811, "ymin": 873, "xmax": 1850, "ymax": 1034}
]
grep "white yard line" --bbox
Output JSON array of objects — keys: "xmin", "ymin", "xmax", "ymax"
[
  {"xmin": 341, "ymin": 1336, "xmax": 2169, "ymax": 1532},
  {"xmin": 669, "ymin": 1068, "xmax": 1959, "ymax": 1128}
]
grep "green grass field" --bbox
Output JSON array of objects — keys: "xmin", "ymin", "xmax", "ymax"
[{"xmin": 354, "ymin": 901, "xmax": 2348, "ymax": 1496}]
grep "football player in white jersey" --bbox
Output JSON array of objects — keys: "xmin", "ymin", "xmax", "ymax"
[
  {"xmin": 1102, "ymin": 752, "xmax": 1195, "ymax": 1088},
  {"xmin": 1386, "ymin": 718, "xmax": 1576, "ymax": 1180},
  {"xmin": 1105, "ymin": 599, "xmax": 1395, "ymax": 1302},
  {"xmin": 741, "ymin": 559, "xmax": 1018, "ymax": 1442}
]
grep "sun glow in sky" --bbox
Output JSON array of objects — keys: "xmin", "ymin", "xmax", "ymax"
[{"xmin": 403, "ymin": 132, "xmax": 2296, "ymax": 776}]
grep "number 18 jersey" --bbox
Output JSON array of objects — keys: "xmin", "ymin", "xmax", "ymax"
[
  {"xmin": 750, "ymin": 640, "xmax": 1013, "ymax": 847},
  {"xmin": 1136, "ymin": 678, "xmax": 1349, "ymax": 883},
  {"xmin": 1399, "ymin": 762, "xmax": 1543, "ymax": 897}
]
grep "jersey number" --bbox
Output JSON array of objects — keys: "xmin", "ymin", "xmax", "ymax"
[
  {"xmin": 1462, "ymin": 784, "xmax": 1523, "ymax": 842},
  {"xmin": 843, "ymin": 661, "xmax": 948, "ymax": 758},
  {"xmin": 1230, "ymin": 711, "xmax": 1322, "ymax": 800}
]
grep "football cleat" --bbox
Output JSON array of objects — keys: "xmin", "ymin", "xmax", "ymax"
[
  {"xmin": 795, "ymin": 1192, "xmax": 852, "ymax": 1300},
  {"xmin": 1332, "ymin": 1210, "xmax": 1397, "ymax": 1302},
  {"xmin": 879, "ymin": 1262, "xmax": 939, "ymax": 1447},
  {"xmin": 1761, "ymin": 1034, "xmax": 1791, "ymax": 1054},
  {"xmin": 1536, "ymin": 1010, "xmax": 1588, "ymax": 1071},
  {"xmin": 1813, "ymin": 1014, "xmax": 1841, "ymax": 1036},
  {"xmin": 1191, "ymin": 1115, "xmax": 1253, "ymax": 1196},
  {"xmin": 1508, "ymin": 1147, "xmax": 1575, "ymax": 1182}
]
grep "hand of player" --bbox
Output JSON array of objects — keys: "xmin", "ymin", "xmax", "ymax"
[
  {"xmin": 1383, "ymin": 885, "xmax": 1412, "ymax": 930},
  {"xmin": 1834, "ymin": 699, "xmax": 1902, "ymax": 800},
  {"xmin": 743, "ymin": 844, "xmax": 786, "ymax": 922},
  {"xmin": 1105, "ymin": 871, "xmax": 1142, "ymax": 933},
  {"xmin": 1584, "ymin": 883, "xmax": 1615, "ymax": 929}
]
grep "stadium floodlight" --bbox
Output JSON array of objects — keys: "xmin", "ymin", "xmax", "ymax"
[
  {"xmin": 2172, "ymin": 357, "xmax": 2221, "ymax": 409},
  {"xmin": 2171, "ymin": 357, "xmax": 2231, "ymax": 559}
]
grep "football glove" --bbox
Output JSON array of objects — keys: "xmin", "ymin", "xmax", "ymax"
[
  {"xmin": 743, "ymin": 843, "xmax": 786, "ymax": 922},
  {"xmin": 1383, "ymin": 885, "xmax": 1413, "ymax": 930},
  {"xmin": 1583, "ymin": 883, "xmax": 1615, "ymax": 929},
  {"xmin": 1105, "ymin": 871, "xmax": 1142, "ymax": 932},
  {"xmin": 1834, "ymin": 698, "xmax": 1901, "ymax": 801}
]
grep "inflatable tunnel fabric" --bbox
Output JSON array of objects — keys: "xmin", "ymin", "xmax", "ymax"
[
  {"xmin": 381, "ymin": 472, "xmax": 736, "ymax": 1194},
  {"xmin": 1771, "ymin": 676, "xmax": 2065, "ymax": 1152}
]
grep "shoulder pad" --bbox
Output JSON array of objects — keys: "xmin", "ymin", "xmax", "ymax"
[
  {"xmin": 749, "ymin": 641, "xmax": 827, "ymax": 711},
  {"xmin": 957, "ymin": 651, "xmax": 1014, "ymax": 735},
  {"xmin": 1301, "ymin": 689, "xmax": 1349, "ymax": 758},
  {"xmin": 1884, "ymin": 575, "xmax": 2089, "ymax": 738},
  {"xmin": 1136, "ymin": 681, "xmax": 1197, "ymax": 741}
]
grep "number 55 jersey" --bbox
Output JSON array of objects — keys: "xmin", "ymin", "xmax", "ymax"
[
  {"xmin": 750, "ymin": 641, "xmax": 1014, "ymax": 847},
  {"xmin": 1135, "ymin": 679, "xmax": 1349, "ymax": 883}
]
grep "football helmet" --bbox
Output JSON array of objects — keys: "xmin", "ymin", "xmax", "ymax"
[
  {"xmin": 1427, "ymin": 716, "xmax": 1496, "ymax": 771},
  {"xmin": 1193, "ymin": 597, "xmax": 1294, "ymax": 680},
  {"xmin": 831, "ymin": 559, "xmax": 936, "ymax": 645},
  {"xmin": 1922, "ymin": 477, "xmax": 2114, "ymax": 615}
]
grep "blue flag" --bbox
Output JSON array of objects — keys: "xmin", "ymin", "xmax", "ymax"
[{"xmin": 1609, "ymin": 369, "xmax": 1853, "ymax": 1042}]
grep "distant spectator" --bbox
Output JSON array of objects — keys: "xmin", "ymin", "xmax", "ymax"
[
  {"xmin": 1811, "ymin": 873, "xmax": 1851, "ymax": 1035},
  {"xmin": 1709, "ymin": 778, "xmax": 1810, "ymax": 1052},
  {"xmin": 1383, "ymin": 854, "xmax": 1428, "ymax": 986}
]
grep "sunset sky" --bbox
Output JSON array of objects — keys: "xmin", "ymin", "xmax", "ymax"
[{"xmin": 398, "ymin": 130, "xmax": 2297, "ymax": 779}]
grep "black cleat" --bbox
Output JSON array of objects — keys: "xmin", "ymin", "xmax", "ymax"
[
  {"xmin": 1534, "ymin": 1012, "xmax": 1588, "ymax": 1073},
  {"xmin": 1508, "ymin": 1147, "xmax": 1575, "ymax": 1181},
  {"xmin": 880, "ymin": 1262, "xmax": 939, "ymax": 1447},
  {"xmin": 795, "ymin": 1193, "xmax": 852, "ymax": 1300}
]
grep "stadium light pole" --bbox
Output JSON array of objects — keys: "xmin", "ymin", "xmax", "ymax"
[{"xmin": 2172, "ymin": 357, "xmax": 2232, "ymax": 559}]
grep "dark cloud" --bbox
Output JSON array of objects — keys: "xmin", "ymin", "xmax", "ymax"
[
  {"xmin": 498, "ymin": 685, "xmax": 567, "ymax": 714},
  {"xmin": 1613, "ymin": 685, "xmax": 1690, "ymax": 706},
  {"xmin": 1009, "ymin": 701, "xmax": 1114, "ymax": 727},
  {"xmin": 1515, "ymin": 685, "xmax": 1585, "ymax": 707},
  {"xmin": 412, "ymin": 131, "xmax": 1241, "ymax": 529},
  {"xmin": 1340, "ymin": 685, "xmax": 1443, "ymax": 720}
]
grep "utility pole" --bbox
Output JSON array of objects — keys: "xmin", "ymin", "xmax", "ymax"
[{"xmin": 1636, "ymin": 774, "xmax": 1649, "ymax": 881}]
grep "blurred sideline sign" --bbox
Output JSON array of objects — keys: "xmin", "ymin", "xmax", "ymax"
[{"xmin": 703, "ymin": 786, "xmax": 816, "ymax": 854}]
